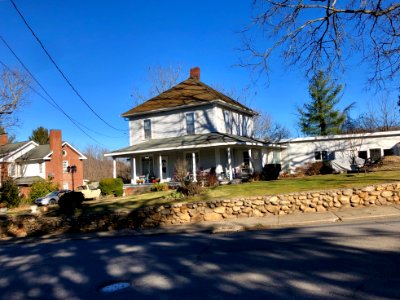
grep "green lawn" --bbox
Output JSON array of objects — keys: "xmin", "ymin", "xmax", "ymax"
[{"xmin": 78, "ymin": 170, "xmax": 400, "ymax": 214}]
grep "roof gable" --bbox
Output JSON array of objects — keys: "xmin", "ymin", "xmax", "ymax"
[
  {"xmin": 62, "ymin": 142, "xmax": 87, "ymax": 160},
  {"xmin": 16, "ymin": 145, "xmax": 51, "ymax": 161},
  {"xmin": 0, "ymin": 141, "xmax": 37, "ymax": 159},
  {"xmin": 15, "ymin": 142, "xmax": 86, "ymax": 162},
  {"xmin": 122, "ymin": 77, "xmax": 254, "ymax": 117}
]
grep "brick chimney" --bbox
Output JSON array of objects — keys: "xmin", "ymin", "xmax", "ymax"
[
  {"xmin": 0, "ymin": 133, "xmax": 8, "ymax": 146},
  {"xmin": 49, "ymin": 130, "xmax": 63, "ymax": 186},
  {"xmin": 190, "ymin": 67, "xmax": 200, "ymax": 80}
]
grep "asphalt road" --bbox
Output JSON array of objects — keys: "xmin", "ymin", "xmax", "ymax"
[{"xmin": 1, "ymin": 219, "xmax": 400, "ymax": 300}]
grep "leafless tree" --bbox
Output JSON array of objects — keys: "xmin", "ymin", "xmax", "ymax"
[
  {"xmin": 358, "ymin": 96, "xmax": 400, "ymax": 131},
  {"xmin": 83, "ymin": 145, "xmax": 113, "ymax": 181},
  {"xmin": 173, "ymin": 158, "xmax": 188, "ymax": 183},
  {"xmin": 131, "ymin": 64, "xmax": 183, "ymax": 105},
  {"xmin": 83, "ymin": 145, "xmax": 131, "ymax": 182},
  {"xmin": 253, "ymin": 111, "xmax": 291, "ymax": 141},
  {"xmin": 0, "ymin": 67, "xmax": 30, "ymax": 129},
  {"xmin": 242, "ymin": 1, "xmax": 400, "ymax": 89}
]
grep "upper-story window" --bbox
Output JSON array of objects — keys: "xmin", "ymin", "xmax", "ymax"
[
  {"xmin": 144, "ymin": 119, "xmax": 152, "ymax": 139},
  {"xmin": 63, "ymin": 160, "xmax": 69, "ymax": 173},
  {"xmin": 186, "ymin": 113, "xmax": 195, "ymax": 134},
  {"xmin": 242, "ymin": 116, "xmax": 248, "ymax": 136},
  {"xmin": 224, "ymin": 110, "xmax": 233, "ymax": 134}
]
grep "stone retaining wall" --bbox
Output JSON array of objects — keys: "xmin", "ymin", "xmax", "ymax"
[
  {"xmin": 136, "ymin": 182, "xmax": 400, "ymax": 227},
  {"xmin": 1, "ymin": 182, "xmax": 399, "ymax": 238}
]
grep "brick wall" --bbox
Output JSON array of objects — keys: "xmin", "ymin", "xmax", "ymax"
[
  {"xmin": 61, "ymin": 144, "xmax": 84, "ymax": 190},
  {"xmin": 47, "ymin": 130, "xmax": 63, "ymax": 186}
]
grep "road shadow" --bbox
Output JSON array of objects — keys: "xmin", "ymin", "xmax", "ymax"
[{"xmin": 0, "ymin": 221, "xmax": 399, "ymax": 299}]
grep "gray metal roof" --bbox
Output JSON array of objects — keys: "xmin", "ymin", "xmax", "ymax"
[
  {"xmin": 106, "ymin": 132, "xmax": 270, "ymax": 157},
  {"xmin": 16, "ymin": 145, "xmax": 51, "ymax": 161},
  {"xmin": 0, "ymin": 141, "xmax": 30, "ymax": 157},
  {"xmin": 15, "ymin": 176, "xmax": 44, "ymax": 186}
]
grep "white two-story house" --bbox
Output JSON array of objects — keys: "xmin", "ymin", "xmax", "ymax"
[{"xmin": 106, "ymin": 67, "xmax": 282, "ymax": 183}]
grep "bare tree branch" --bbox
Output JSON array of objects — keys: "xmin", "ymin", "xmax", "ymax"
[
  {"xmin": 242, "ymin": 0, "xmax": 400, "ymax": 89},
  {"xmin": 131, "ymin": 64, "xmax": 183, "ymax": 105},
  {"xmin": 0, "ymin": 67, "xmax": 30, "ymax": 129}
]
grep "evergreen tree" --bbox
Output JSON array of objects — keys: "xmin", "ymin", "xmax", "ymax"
[
  {"xmin": 298, "ymin": 71, "xmax": 352, "ymax": 136},
  {"xmin": 29, "ymin": 126, "xmax": 49, "ymax": 145}
]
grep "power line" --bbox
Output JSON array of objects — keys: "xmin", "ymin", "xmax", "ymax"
[
  {"xmin": 9, "ymin": 0, "xmax": 128, "ymax": 132},
  {"xmin": 0, "ymin": 37, "xmax": 109, "ymax": 146}
]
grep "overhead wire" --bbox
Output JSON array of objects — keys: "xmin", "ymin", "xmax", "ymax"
[
  {"xmin": 0, "ymin": 36, "xmax": 112, "ymax": 146},
  {"xmin": 9, "ymin": 0, "xmax": 128, "ymax": 132}
]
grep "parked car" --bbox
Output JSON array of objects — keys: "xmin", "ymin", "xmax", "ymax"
[
  {"xmin": 35, "ymin": 190, "xmax": 71, "ymax": 206},
  {"xmin": 76, "ymin": 185, "xmax": 101, "ymax": 200}
]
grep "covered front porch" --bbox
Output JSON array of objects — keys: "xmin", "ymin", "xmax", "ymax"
[{"xmin": 105, "ymin": 133, "xmax": 284, "ymax": 184}]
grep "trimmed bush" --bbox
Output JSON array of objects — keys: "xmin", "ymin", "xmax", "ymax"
[
  {"xmin": 0, "ymin": 178, "xmax": 21, "ymax": 208},
  {"xmin": 151, "ymin": 182, "xmax": 169, "ymax": 192},
  {"xmin": 58, "ymin": 191, "xmax": 84, "ymax": 215},
  {"xmin": 177, "ymin": 182, "xmax": 204, "ymax": 197},
  {"xmin": 99, "ymin": 178, "xmax": 123, "ymax": 197},
  {"xmin": 29, "ymin": 180, "xmax": 58, "ymax": 202},
  {"xmin": 261, "ymin": 164, "xmax": 282, "ymax": 180},
  {"xmin": 300, "ymin": 162, "xmax": 333, "ymax": 176}
]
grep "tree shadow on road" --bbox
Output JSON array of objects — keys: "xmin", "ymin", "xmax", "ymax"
[{"xmin": 0, "ymin": 221, "xmax": 399, "ymax": 299}]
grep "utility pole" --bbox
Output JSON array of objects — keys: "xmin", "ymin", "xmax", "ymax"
[{"xmin": 67, "ymin": 165, "xmax": 77, "ymax": 191}]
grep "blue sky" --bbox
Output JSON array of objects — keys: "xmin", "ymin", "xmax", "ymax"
[{"xmin": 0, "ymin": 0, "xmax": 396, "ymax": 151}]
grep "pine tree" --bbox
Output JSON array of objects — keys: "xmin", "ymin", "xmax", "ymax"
[
  {"xmin": 298, "ymin": 71, "xmax": 352, "ymax": 136},
  {"xmin": 29, "ymin": 126, "xmax": 49, "ymax": 145}
]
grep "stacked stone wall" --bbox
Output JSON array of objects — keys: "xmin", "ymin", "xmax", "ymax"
[
  {"xmin": 1, "ymin": 182, "xmax": 399, "ymax": 238},
  {"xmin": 136, "ymin": 183, "xmax": 400, "ymax": 227}
]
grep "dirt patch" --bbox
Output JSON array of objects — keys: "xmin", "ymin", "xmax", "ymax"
[{"xmin": 373, "ymin": 156, "xmax": 400, "ymax": 171}]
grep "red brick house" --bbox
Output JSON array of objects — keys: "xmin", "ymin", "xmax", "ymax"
[{"xmin": 0, "ymin": 130, "xmax": 86, "ymax": 195}]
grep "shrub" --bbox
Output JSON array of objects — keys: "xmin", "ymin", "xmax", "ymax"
[
  {"xmin": 173, "ymin": 158, "xmax": 188, "ymax": 183},
  {"xmin": 207, "ymin": 173, "xmax": 218, "ymax": 187},
  {"xmin": 169, "ymin": 190, "xmax": 184, "ymax": 199},
  {"xmin": 29, "ymin": 180, "xmax": 58, "ymax": 202},
  {"xmin": 261, "ymin": 164, "xmax": 282, "ymax": 180},
  {"xmin": 251, "ymin": 171, "xmax": 261, "ymax": 181},
  {"xmin": 58, "ymin": 191, "xmax": 84, "ymax": 215},
  {"xmin": 151, "ymin": 182, "xmax": 168, "ymax": 192},
  {"xmin": 99, "ymin": 178, "xmax": 123, "ymax": 196},
  {"xmin": 177, "ymin": 182, "xmax": 204, "ymax": 197},
  {"xmin": 0, "ymin": 178, "xmax": 21, "ymax": 208},
  {"xmin": 303, "ymin": 162, "xmax": 333, "ymax": 176}
]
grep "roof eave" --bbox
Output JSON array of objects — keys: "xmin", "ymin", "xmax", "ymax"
[{"xmin": 122, "ymin": 100, "xmax": 255, "ymax": 119}]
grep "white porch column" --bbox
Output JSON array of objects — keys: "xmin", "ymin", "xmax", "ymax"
[
  {"xmin": 227, "ymin": 147, "xmax": 233, "ymax": 180},
  {"xmin": 262, "ymin": 149, "xmax": 268, "ymax": 167},
  {"xmin": 159, "ymin": 154, "xmax": 163, "ymax": 182},
  {"xmin": 192, "ymin": 152, "xmax": 197, "ymax": 182},
  {"xmin": 215, "ymin": 148, "xmax": 222, "ymax": 175},
  {"xmin": 112, "ymin": 158, "xmax": 117, "ymax": 179},
  {"xmin": 130, "ymin": 156, "xmax": 137, "ymax": 184},
  {"xmin": 248, "ymin": 149, "xmax": 253, "ymax": 171}
]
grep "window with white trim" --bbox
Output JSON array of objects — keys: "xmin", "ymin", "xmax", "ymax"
[
  {"xmin": 314, "ymin": 150, "xmax": 331, "ymax": 161},
  {"xmin": 186, "ymin": 112, "xmax": 195, "ymax": 134},
  {"xmin": 63, "ymin": 160, "xmax": 69, "ymax": 173},
  {"xmin": 144, "ymin": 119, "xmax": 152, "ymax": 139}
]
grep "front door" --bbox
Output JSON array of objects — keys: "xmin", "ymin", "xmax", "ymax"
[
  {"xmin": 141, "ymin": 156, "xmax": 154, "ymax": 177},
  {"xmin": 162, "ymin": 156, "xmax": 168, "ymax": 179}
]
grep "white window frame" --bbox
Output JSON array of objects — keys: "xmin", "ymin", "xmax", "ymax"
[
  {"xmin": 63, "ymin": 160, "xmax": 69, "ymax": 173},
  {"xmin": 186, "ymin": 112, "xmax": 195, "ymax": 134},
  {"xmin": 144, "ymin": 119, "xmax": 152, "ymax": 139}
]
